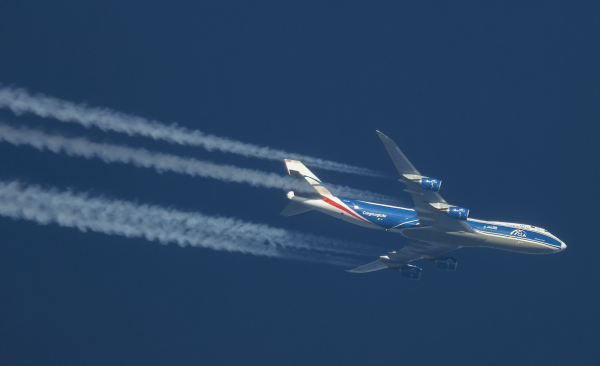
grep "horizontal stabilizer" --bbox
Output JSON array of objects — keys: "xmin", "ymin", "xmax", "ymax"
[
  {"xmin": 346, "ymin": 258, "xmax": 389, "ymax": 273},
  {"xmin": 280, "ymin": 200, "xmax": 314, "ymax": 217}
]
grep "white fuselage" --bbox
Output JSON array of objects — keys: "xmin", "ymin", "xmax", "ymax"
[{"xmin": 293, "ymin": 194, "xmax": 566, "ymax": 255}]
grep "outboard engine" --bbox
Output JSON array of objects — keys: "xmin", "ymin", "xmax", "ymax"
[
  {"xmin": 420, "ymin": 178, "xmax": 442, "ymax": 192},
  {"xmin": 448, "ymin": 206, "xmax": 469, "ymax": 220},
  {"xmin": 403, "ymin": 174, "xmax": 442, "ymax": 192},
  {"xmin": 397, "ymin": 264, "xmax": 422, "ymax": 280},
  {"xmin": 433, "ymin": 256, "xmax": 458, "ymax": 271}
]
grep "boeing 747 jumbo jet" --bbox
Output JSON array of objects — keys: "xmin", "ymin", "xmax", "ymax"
[{"xmin": 280, "ymin": 131, "xmax": 566, "ymax": 279}]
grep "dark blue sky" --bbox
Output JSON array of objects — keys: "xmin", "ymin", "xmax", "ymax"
[{"xmin": 1, "ymin": 1, "xmax": 599, "ymax": 365}]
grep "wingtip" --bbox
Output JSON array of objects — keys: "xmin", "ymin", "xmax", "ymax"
[
  {"xmin": 345, "ymin": 258, "xmax": 388, "ymax": 273},
  {"xmin": 376, "ymin": 130, "xmax": 388, "ymax": 138},
  {"xmin": 345, "ymin": 268, "xmax": 365, "ymax": 273}
]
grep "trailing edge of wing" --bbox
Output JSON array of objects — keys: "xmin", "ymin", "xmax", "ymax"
[
  {"xmin": 346, "ymin": 258, "xmax": 388, "ymax": 273},
  {"xmin": 376, "ymin": 130, "xmax": 420, "ymax": 176}
]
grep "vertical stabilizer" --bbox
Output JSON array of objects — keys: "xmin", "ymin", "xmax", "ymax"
[{"xmin": 284, "ymin": 159, "xmax": 333, "ymax": 198}]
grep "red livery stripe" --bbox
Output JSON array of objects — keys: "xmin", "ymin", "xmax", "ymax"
[{"xmin": 322, "ymin": 197, "xmax": 378, "ymax": 226}]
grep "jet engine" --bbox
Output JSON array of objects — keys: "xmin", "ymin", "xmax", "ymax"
[
  {"xmin": 403, "ymin": 174, "xmax": 442, "ymax": 192},
  {"xmin": 433, "ymin": 256, "xmax": 458, "ymax": 271},
  {"xmin": 420, "ymin": 178, "xmax": 442, "ymax": 191},
  {"xmin": 397, "ymin": 264, "xmax": 422, "ymax": 280},
  {"xmin": 448, "ymin": 206, "xmax": 469, "ymax": 220}
]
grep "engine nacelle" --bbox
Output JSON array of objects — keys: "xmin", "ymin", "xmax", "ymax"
[
  {"xmin": 397, "ymin": 264, "xmax": 422, "ymax": 280},
  {"xmin": 403, "ymin": 174, "xmax": 442, "ymax": 192},
  {"xmin": 420, "ymin": 178, "xmax": 442, "ymax": 192},
  {"xmin": 448, "ymin": 206, "xmax": 469, "ymax": 220},
  {"xmin": 434, "ymin": 256, "xmax": 458, "ymax": 271}
]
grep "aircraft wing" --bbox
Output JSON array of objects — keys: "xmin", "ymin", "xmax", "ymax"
[
  {"xmin": 348, "ymin": 241, "xmax": 458, "ymax": 273},
  {"xmin": 376, "ymin": 131, "xmax": 473, "ymax": 233}
]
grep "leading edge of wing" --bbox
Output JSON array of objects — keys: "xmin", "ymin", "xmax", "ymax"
[
  {"xmin": 376, "ymin": 130, "xmax": 420, "ymax": 176},
  {"xmin": 376, "ymin": 131, "xmax": 474, "ymax": 233}
]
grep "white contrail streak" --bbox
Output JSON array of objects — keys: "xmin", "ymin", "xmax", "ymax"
[
  {"xmin": 0, "ymin": 86, "xmax": 386, "ymax": 178},
  {"xmin": 0, "ymin": 180, "xmax": 379, "ymax": 266},
  {"xmin": 0, "ymin": 123, "xmax": 400, "ymax": 204}
]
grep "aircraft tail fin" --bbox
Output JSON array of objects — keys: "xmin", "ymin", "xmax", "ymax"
[{"xmin": 284, "ymin": 159, "xmax": 333, "ymax": 198}]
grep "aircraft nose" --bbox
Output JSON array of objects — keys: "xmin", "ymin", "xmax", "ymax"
[{"xmin": 560, "ymin": 242, "xmax": 567, "ymax": 251}]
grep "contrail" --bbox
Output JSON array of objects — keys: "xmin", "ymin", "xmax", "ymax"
[
  {"xmin": 0, "ymin": 123, "xmax": 400, "ymax": 204},
  {"xmin": 0, "ymin": 180, "xmax": 379, "ymax": 266},
  {"xmin": 0, "ymin": 86, "xmax": 386, "ymax": 178}
]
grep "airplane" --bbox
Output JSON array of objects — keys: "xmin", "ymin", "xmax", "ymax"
[{"xmin": 280, "ymin": 131, "xmax": 567, "ymax": 280}]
